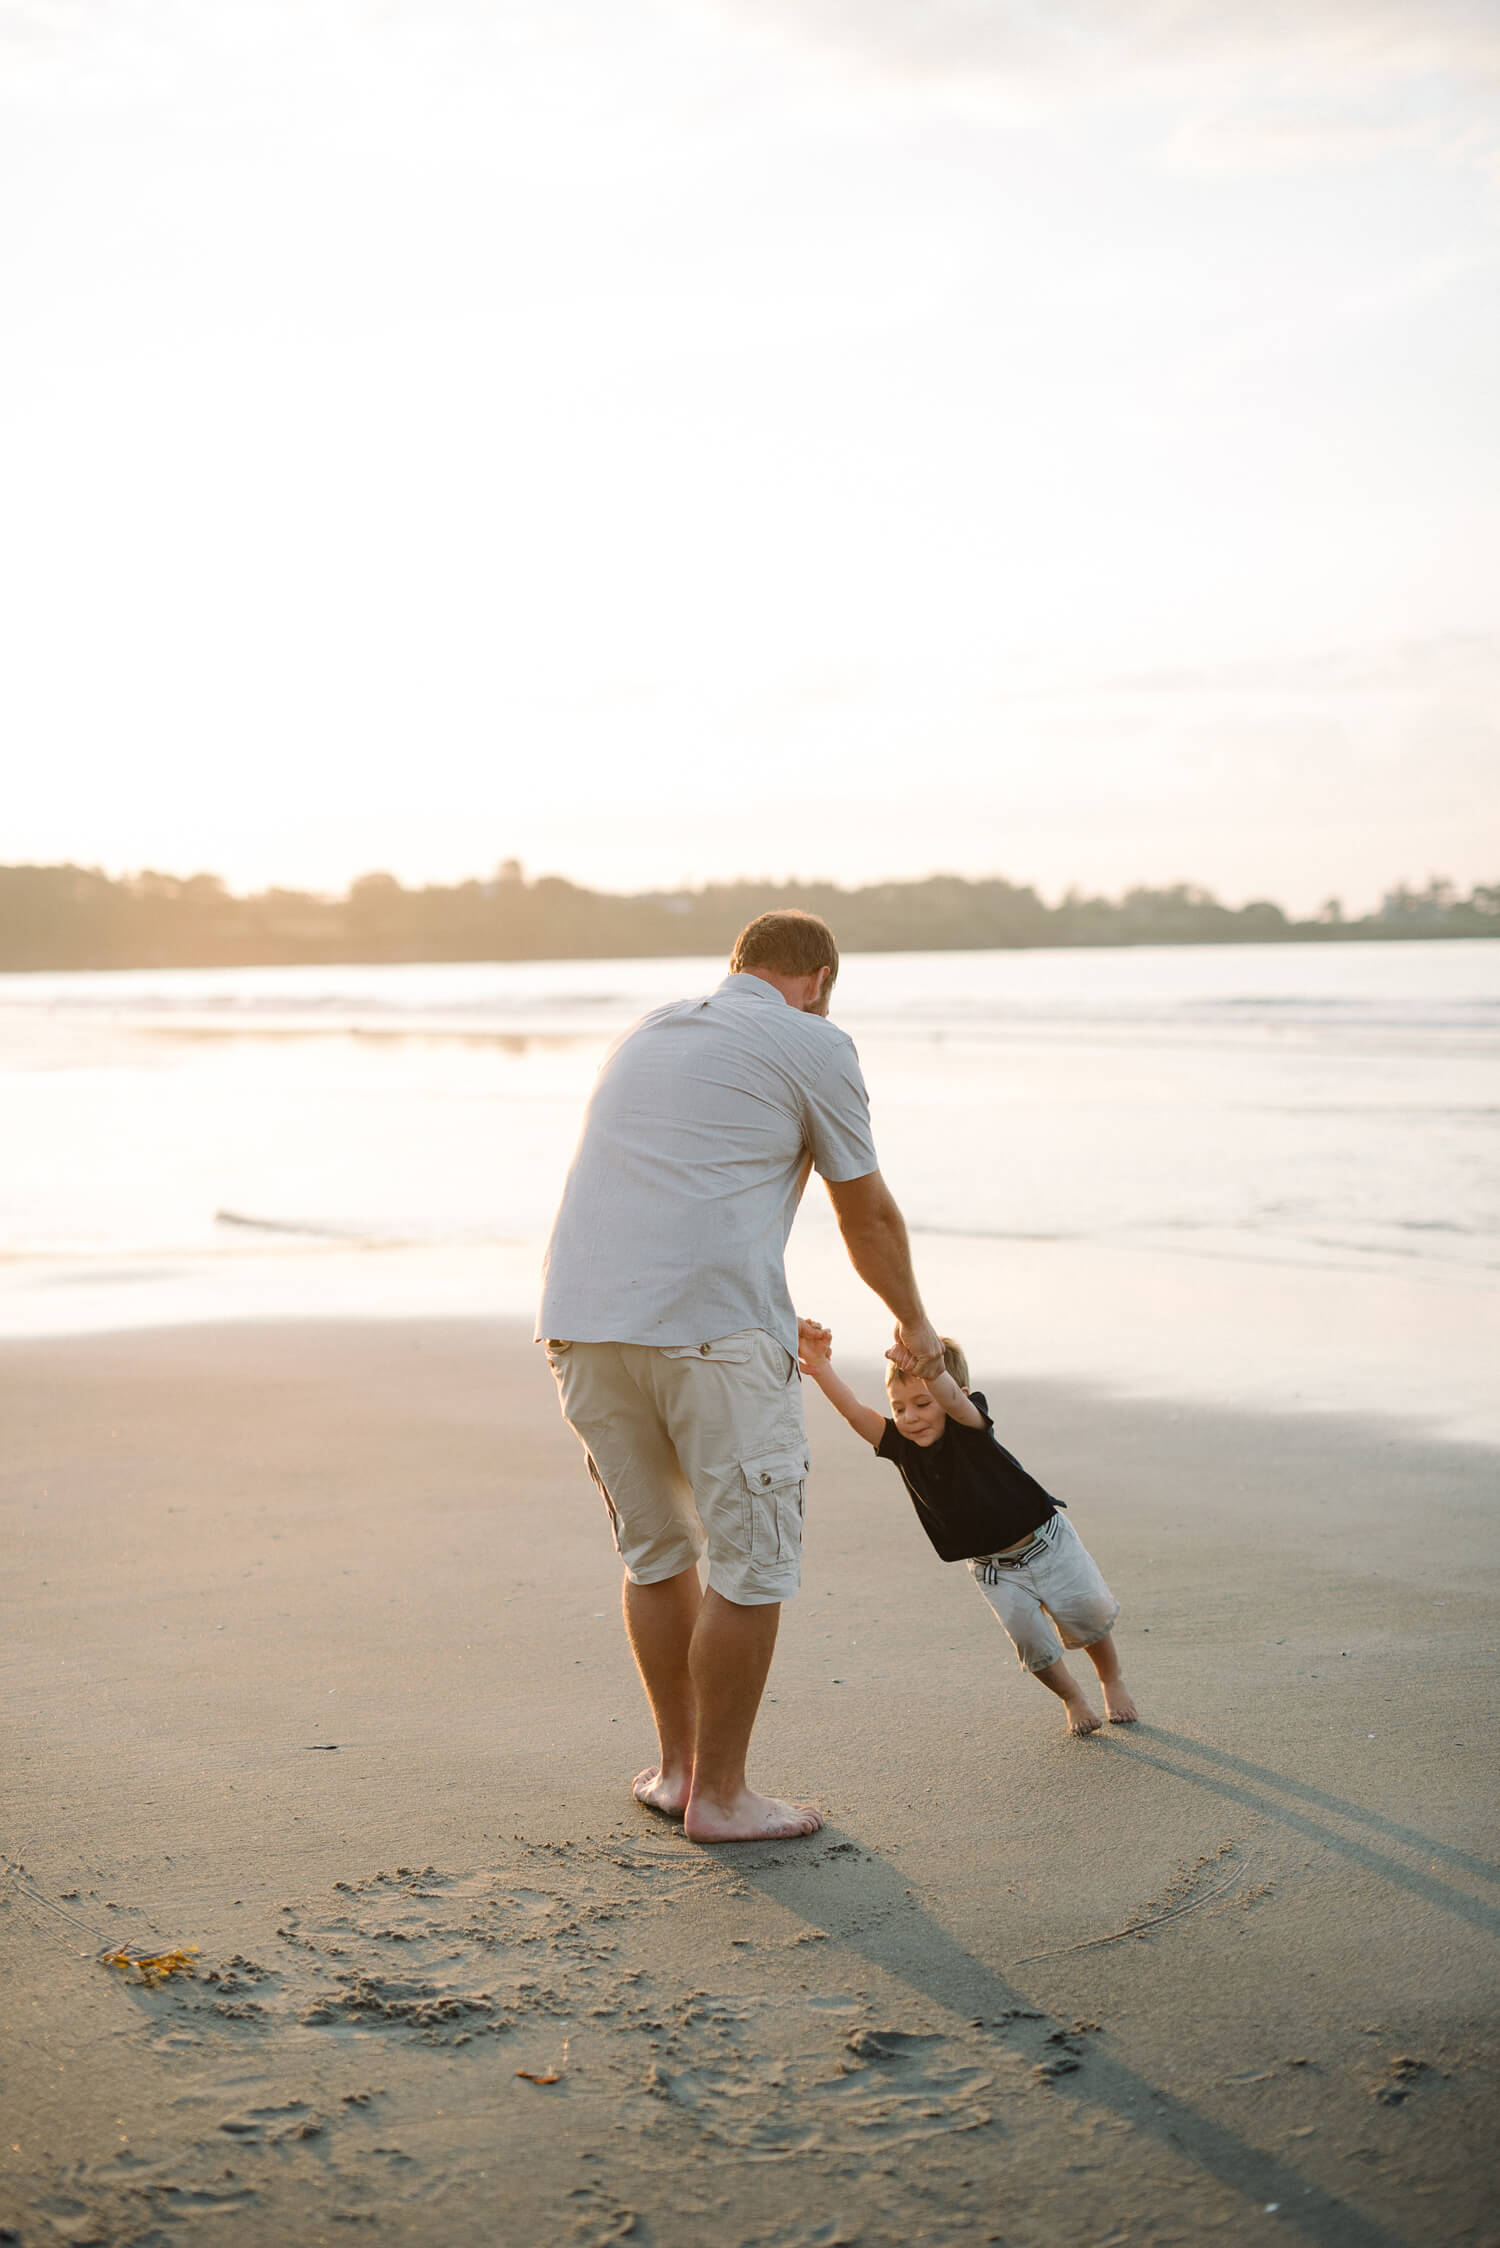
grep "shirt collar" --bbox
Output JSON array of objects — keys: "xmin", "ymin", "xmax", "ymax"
[{"xmin": 716, "ymin": 973, "xmax": 788, "ymax": 1006}]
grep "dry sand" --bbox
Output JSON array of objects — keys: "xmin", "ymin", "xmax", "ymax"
[{"xmin": 2, "ymin": 1318, "xmax": 1497, "ymax": 2248}]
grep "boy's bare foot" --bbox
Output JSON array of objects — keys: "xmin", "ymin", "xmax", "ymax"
[
  {"xmin": 1064, "ymin": 1697, "xmax": 1102, "ymax": 1736},
  {"xmin": 683, "ymin": 1788, "xmax": 824, "ymax": 1844},
  {"xmin": 1103, "ymin": 1684, "xmax": 1139, "ymax": 1723},
  {"xmin": 633, "ymin": 1766, "xmax": 690, "ymax": 1819}
]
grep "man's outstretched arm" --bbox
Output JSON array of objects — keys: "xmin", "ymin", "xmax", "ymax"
[{"xmin": 823, "ymin": 1170, "xmax": 944, "ymax": 1377}]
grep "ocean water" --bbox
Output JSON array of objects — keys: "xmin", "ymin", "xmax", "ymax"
[{"xmin": 3, "ymin": 941, "xmax": 1497, "ymax": 1440}]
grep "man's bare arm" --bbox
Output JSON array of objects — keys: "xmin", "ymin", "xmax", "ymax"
[{"xmin": 823, "ymin": 1170, "xmax": 943, "ymax": 1377}]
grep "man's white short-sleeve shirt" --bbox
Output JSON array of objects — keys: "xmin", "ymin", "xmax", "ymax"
[{"xmin": 537, "ymin": 973, "xmax": 878, "ymax": 1355}]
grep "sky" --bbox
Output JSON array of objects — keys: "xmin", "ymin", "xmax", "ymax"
[{"xmin": 2, "ymin": 0, "xmax": 1498, "ymax": 917}]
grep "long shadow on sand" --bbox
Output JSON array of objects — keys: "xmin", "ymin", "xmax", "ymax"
[
  {"xmin": 1134, "ymin": 1729, "xmax": 1500, "ymax": 1881},
  {"xmin": 1107, "ymin": 1727, "xmax": 1500, "ymax": 1937},
  {"xmin": 733, "ymin": 1818, "xmax": 1414, "ymax": 2248}
]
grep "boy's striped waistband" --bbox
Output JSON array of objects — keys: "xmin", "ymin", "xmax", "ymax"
[{"xmin": 969, "ymin": 1515, "xmax": 1058, "ymax": 1581}]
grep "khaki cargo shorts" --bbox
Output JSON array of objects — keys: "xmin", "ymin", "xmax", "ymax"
[{"xmin": 543, "ymin": 1328, "xmax": 809, "ymax": 1606}]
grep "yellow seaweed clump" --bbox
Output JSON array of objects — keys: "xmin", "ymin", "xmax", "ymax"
[{"xmin": 100, "ymin": 1944, "xmax": 200, "ymax": 1988}]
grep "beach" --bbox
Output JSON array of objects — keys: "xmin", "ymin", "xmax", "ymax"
[
  {"xmin": 4, "ymin": 1316, "xmax": 1497, "ymax": 2248},
  {"xmin": 9, "ymin": 0, "xmax": 1500, "ymax": 2228}
]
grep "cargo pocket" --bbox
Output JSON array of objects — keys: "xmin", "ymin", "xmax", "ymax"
[
  {"xmin": 739, "ymin": 1448, "xmax": 810, "ymax": 1562},
  {"xmin": 660, "ymin": 1334, "xmax": 756, "ymax": 1364}
]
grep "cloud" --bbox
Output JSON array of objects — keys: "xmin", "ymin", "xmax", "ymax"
[
  {"xmin": 0, "ymin": 1, "xmax": 674, "ymax": 150},
  {"xmin": 697, "ymin": 0, "xmax": 1500, "ymax": 173},
  {"xmin": 6, "ymin": 1, "xmax": 1497, "ymax": 191},
  {"xmin": 1164, "ymin": 105, "xmax": 1441, "ymax": 173},
  {"xmin": 1081, "ymin": 630, "xmax": 1500, "ymax": 703},
  {"xmin": 699, "ymin": 0, "xmax": 1500, "ymax": 96}
]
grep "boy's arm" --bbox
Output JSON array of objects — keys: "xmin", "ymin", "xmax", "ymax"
[
  {"xmin": 810, "ymin": 1362, "xmax": 887, "ymax": 1450},
  {"xmin": 923, "ymin": 1366, "xmax": 987, "ymax": 1430},
  {"xmin": 797, "ymin": 1318, "xmax": 886, "ymax": 1449}
]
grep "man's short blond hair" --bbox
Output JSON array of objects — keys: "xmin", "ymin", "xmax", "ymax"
[{"xmin": 730, "ymin": 910, "xmax": 839, "ymax": 987}]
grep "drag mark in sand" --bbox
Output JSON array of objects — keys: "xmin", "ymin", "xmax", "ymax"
[
  {"xmin": 1008, "ymin": 1839, "xmax": 1258, "ymax": 1966},
  {"xmin": 734, "ymin": 1832, "xmax": 1432, "ymax": 2248},
  {"xmin": 1108, "ymin": 1729, "xmax": 1500, "ymax": 1939},
  {"xmin": 3, "ymin": 1853, "xmax": 203, "ymax": 1990}
]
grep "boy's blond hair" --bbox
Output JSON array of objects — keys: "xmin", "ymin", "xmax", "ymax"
[{"xmin": 886, "ymin": 1335, "xmax": 970, "ymax": 1389}]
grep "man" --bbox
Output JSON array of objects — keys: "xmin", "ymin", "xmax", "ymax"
[{"xmin": 538, "ymin": 909, "xmax": 943, "ymax": 1843}]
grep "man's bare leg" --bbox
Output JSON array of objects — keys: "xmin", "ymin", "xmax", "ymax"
[
  {"xmin": 1084, "ymin": 1630, "xmax": 1138, "ymax": 1722},
  {"xmin": 622, "ymin": 1566, "xmax": 702, "ymax": 1816},
  {"xmin": 682, "ymin": 1589, "xmax": 822, "ymax": 1843},
  {"xmin": 1033, "ymin": 1655, "xmax": 1102, "ymax": 1735}
]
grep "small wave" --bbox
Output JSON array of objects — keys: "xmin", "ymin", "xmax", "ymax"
[
  {"xmin": 909, "ymin": 1223, "xmax": 1075, "ymax": 1242},
  {"xmin": 215, "ymin": 1209, "xmax": 378, "ymax": 1241},
  {"xmin": 31, "ymin": 986, "xmax": 644, "ymax": 1021},
  {"xmin": 212, "ymin": 1209, "xmax": 522, "ymax": 1250}
]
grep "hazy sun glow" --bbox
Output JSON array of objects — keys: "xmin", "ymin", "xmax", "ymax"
[{"xmin": 2, "ymin": 0, "xmax": 1497, "ymax": 914}]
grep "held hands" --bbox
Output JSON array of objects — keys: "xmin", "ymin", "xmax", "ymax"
[
  {"xmin": 796, "ymin": 1316, "xmax": 833, "ymax": 1375},
  {"xmin": 888, "ymin": 1316, "xmax": 945, "ymax": 1381},
  {"xmin": 800, "ymin": 1311, "xmax": 946, "ymax": 1386}
]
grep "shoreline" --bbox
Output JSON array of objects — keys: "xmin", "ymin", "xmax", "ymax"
[
  {"xmin": 4, "ymin": 1317, "xmax": 1497, "ymax": 2245},
  {"xmin": 4, "ymin": 927, "xmax": 1498, "ymax": 981},
  {"xmin": 3, "ymin": 1219, "xmax": 1496, "ymax": 1450}
]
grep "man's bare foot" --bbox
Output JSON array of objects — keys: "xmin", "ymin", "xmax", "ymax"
[
  {"xmin": 683, "ymin": 1788, "xmax": 824, "ymax": 1844},
  {"xmin": 1064, "ymin": 1697, "xmax": 1102, "ymax": 1736},
  {"xmin": 633, "ymin": 1766, "xmax": 690, "ymax": 1819},
  {"xmin": 1104, "ymin": 1684, "xmax": 1139, "ymax": 1723}
]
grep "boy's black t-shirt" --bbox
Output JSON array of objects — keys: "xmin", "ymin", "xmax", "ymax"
[{"xmin": 876, "ymin": 1392, "xmax": 1060, "ymax": 1564}]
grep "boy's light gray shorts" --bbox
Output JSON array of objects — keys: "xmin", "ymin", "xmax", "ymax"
[
  {"xmin": 968, "ymin": 1514, "xmax": 1119, "ymax": 1673},
  {"xmin": 543, "ymin": 1329, "xmax": 809, "ymax": 1607}
]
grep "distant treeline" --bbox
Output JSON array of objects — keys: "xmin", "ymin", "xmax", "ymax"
[{"xmin": 1, "ymin": 861, "xmax": 1496, "ymax": 972}]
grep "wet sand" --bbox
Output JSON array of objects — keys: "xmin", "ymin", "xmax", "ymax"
[{"xmin": 2, "ymin": 1319, "xmax": 1497, "ymax": 2248}]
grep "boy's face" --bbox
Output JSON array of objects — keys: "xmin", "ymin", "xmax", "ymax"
[{"xmin": 886, "ymin": 1370, "xmax": 946, "ymax": 1447}]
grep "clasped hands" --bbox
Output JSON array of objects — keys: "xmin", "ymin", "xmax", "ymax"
[{"xmin": 796, "ymin": 1313, "xmax": 945, "ymax": 1382}]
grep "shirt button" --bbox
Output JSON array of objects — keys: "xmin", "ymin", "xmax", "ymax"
[
  {"xmin": 760, "ymin": 1473, "xmax": 771, "ymax": 1485},
  {"xmin": 699, "ymin": 1342, "xmax": 711, "ymax": 1355}
]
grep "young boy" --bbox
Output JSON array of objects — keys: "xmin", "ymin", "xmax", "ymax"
[{"xmin": 797, "ymin": 1320, "xmax": 1137, "ymax": 1735}]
